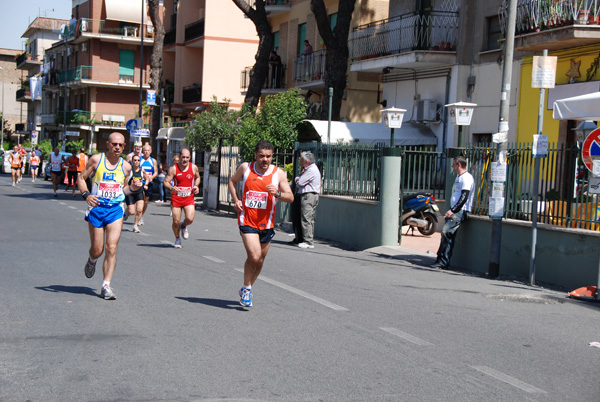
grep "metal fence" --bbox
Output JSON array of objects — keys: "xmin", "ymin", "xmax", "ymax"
[
  {"xmin": 465, "ymin": 142, "xmax": 599, "ymax": 230},
  {"xmin": 399, "ymin": 146, "xmax": 446, "ymax": 201}
]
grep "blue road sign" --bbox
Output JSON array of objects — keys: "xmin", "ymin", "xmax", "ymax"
[{"xmin": 126, "ymin": 119, "xmax": 138, "ymax": 133}]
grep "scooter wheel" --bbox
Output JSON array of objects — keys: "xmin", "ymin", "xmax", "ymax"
[{"xmin": 417, "ymin": 214, "xmax": 436, "ymax": 236}]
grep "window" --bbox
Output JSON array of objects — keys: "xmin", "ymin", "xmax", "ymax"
[
  {"xmin": 274, "ymin": 31, "xmax": 279, "ymax": 53},
  {"xmin": 298, "ymin": 23, "xmax": 306, "ymax": 56},
  {"xmin": 329, "ymin": 13, "xmax": 337, "ymax": 31},
  {"xmin": 486, "ymin": 16, "xmax": 501, "ymax": 51},
  {"xmin": 119, "ymin": 49, "xmax": 135, "ymax": 83}
]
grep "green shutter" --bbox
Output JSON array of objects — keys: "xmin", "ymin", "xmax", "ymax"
[
  {"xmin": 119, "ymin": 49, "xmax": 135, "ymax": 76},
  {"xmin": 298, "ymin": 23, "xmax": 306, "ymax": 56}
]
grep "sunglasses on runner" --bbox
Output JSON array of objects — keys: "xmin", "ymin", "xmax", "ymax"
[{"xmin": 111, "ymin": 142, "xmax": 125, "ymax": 147}]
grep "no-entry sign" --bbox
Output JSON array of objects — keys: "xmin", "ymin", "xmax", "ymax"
[{"xmin": 581, "ymin": 128, "xmax": 600, "ymax": 172}]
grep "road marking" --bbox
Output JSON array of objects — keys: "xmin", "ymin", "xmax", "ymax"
[
  {"xmin": 234, "ymin": 268, "xmax": 348, "ymax": 311},
  {"xmin": 380, "ymin": 327, "xmax": 433, "ymax": 346},
  {"xmin": 59, "ymin": 202, "xmax": 67, "ymax": 205},
  {"xmin": 68, "ymin": 206, "xmax": 77, "ymax": 210},
  {"xmin": 203, "ymin": 255, "xmax": 225, "ymax": 263},
  {"xmin": 470, "ymin": 366, "xmax": 546, "ymax": 394},
  {"xmin": 160, "ymin": 240, "xmax": 172, "ymax": 244}
]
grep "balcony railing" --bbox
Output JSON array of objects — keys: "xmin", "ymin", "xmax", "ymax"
[
  {"xmin": 241, "ymin": 64, "xmax": 287, "ymax": 90},
  {"xmin": 41, "ymin": 114, "xmax": 56, "ymax": 125},
  {"xmin": 185, "ymin": 19, "xmax": 205, "ymax": 42},
  {"xmin": 16, "ymin": 52, "xmax": 42, "ymax": 69},
  {"xmin": 500, "ymin": 0, "xmax": 600, "ymax": 35},
  {"xmin": 55, "ymin": 110, "xmax": 136, "ymax": 127},
  {"xmin": 349, "ymin": 11, "xmax": 459, "ymax": 61},
  {"xmin": 164, "ymin": 28, "xmax": 176, "ymax": 47},
  {"xmin": 182, "ymin": 84, "xmax": 202, "ymax": 103},
  {"xmin": 71, "ymin": 18, "xmax": 154, "ymax": 39},
  {"xmin": 292, "ymin": 50, "xmax": 326, "ymax": 83},
  {"xmin": 57, "ymin": 66, "xmax": 149, "ymax": 86}
]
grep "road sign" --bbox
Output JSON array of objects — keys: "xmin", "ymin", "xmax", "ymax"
[
  {"xmin": 147, "ymin": 90, "xmax": 156, "ymax": 106},
  {"xmin": 126, "ymin": 119, "xmax": 138, "ymax": 133},
  {"xmin": 131, "ymin": 129, "xmax": 150, "ymax": 138},
  {"xmin": 581, "ymin": 127, "xmax": 600, "ymax": 172},
  {"xmin": 31, "ymin": 130, "xmax": 38, "ymax": 145}
]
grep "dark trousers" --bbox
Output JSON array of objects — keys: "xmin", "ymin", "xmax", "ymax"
[{"xmin": 436, "ymin": 210, "xmax": 468, "ymax": 267}]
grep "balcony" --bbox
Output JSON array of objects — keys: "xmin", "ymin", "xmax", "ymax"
[
  {"xmin": 348, "ymin": 10, "xmax": 459, "ymax": 72},
  {"xmin": 292, "ymin": 50, "xmax": 326, "ymax": 88},
  {"xmin": 41, "ymin": 113, "xmax": 56, "ymax": 126},
  {"xmin": 57, "ymin": 66, "xmax": 150, "ymax": 89},
  {"xmin": 241, "ymin": 65, "xmax": 287, "ymax": 93},
  {"xmin": 182, "ymin": 84, "xmax": 202, "ymax": 104},
  {"xmin": 164, "ymin": 28, "xmax": 176, "ymax": 49},
  {"xmin": 16, "ymin": 87, "xmax": 40, "ymax": 102},
  {"xmin": 500, "ymin": 0, "xmax": 600, "ymax": 52},
  {"xmin": 242, "ymin": 0, "xmax": 291, "ymax": 17},
  {"xmin": 185, "ymin": 19, "xmax": 205, "ymax": 44},
  {"xmin": 69, "ymin": 18, "xmax": 154, "ymax": 45},
  {"xmin": 55, "ymin": 110, "xmax": 135, "ymax": 128},
  {"xmin": 16, "ymin": 52, "xmax": 42, "ymax": 70}
]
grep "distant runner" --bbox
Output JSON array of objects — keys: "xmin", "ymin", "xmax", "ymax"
[{"xmin": 9, "ymin": 146, "xmax": 23, "ymax": 186}]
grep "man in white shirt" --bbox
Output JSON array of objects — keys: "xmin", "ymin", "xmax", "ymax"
[{"xmin": 431, "ymin": 155, "xmax": 474, "ymax": 270}]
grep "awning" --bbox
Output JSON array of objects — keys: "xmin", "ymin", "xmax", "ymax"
[
  {"xmin": 156, "ymin": 127, "xmax": 187, "ymax": 141},
  {"xmin": 553, "ymin": 92, "xmax": 600, "ymax": 120},
  {"xmin": 303, "ymin": 120, "xmax": 438, "ymax": 146},
  {"xmin": 105, "ymin": 0, "xmax": 147, "ymax": 24}
]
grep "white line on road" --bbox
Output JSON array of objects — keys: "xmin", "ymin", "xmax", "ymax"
[
  {"xmin": 203, "ymin": 256, "xmax": 225, "ymax": 263},
  {"xmin": 234, "ymin": 268, "xmax": 348, "ymax": 311},
  {"xmin": 59, "ymin": 202, "xmax": 67, "ymax": 205},
  {"xmin": 68, "ymin": 206, "xmax": 77, "ymax": 210},
  {"xmin": 380, "ymin": 327, "xmax": 433, "ymax": 346},
  {"xmin": 470, "ymin": 366, "xmax": 547, "ymax": 394}
]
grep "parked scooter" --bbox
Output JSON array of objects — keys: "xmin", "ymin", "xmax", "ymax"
[{"xmin": 401, "ymin": 192, "xmax": 441, "ymax": 236}]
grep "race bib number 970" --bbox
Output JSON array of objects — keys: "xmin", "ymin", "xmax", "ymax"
[
  {"xmin": 245, "ymin": 190, "xmax": 268, "ymax": 209},
  {"xmin": 98, "ymin": 182, "xmax": 121, "ymax": 199}
]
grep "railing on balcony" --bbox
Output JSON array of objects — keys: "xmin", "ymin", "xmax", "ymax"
[
  {"xmin": 349, "ymin": 11, "xmax": 459, "ymax": 61},
  {"xmin": 41, "ymin": 114, "xmax": 56, "ymax": 125},
  {"xmin": 16, "ymin": 88, "xmax": 31, "ymax": 101},
  {"xmin": 56, "ymin": 110, "xmax": 136, "ymax": 127},
  {"xmin": 71, "ymin": 18, "xmax": 152, "ymax": 39},
  {"xmin": 16, "ymin": 52, "xmax": 41, "ymax": 67},
  {"xmin": 164, "ymin": 28, "xmax": 176, "ymax": 47},
  {"xmin": 185, "ymin": 19, "xmax": 205, "ymax": 42},
  {"xmin": 57, "ymin": 66, "xmax": 149, "ymax": 86},
  {"xmin": 500, "ymin": 0, "xmax": 600, "ymax": 35},
  {"xmin": 292, "ymin": 50, "xmax": 326, "ymax": 83},
  {"xmin": 241, "ymin": 65, "xmax": 287, "ymax": 90},
  {"xmin": 243, "ymin": 0, "xmax": 291, "ymax": 5},
  {"xmin": 182, "ymin": 84, "xmax": 202, "ymax": 103}
]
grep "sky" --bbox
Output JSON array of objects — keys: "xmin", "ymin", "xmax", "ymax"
[{"xmin": 0, "ymin": 0, "xmax": 72, "ymax": 51}]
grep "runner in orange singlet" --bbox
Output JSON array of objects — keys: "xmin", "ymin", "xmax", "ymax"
[
  {"xmin": 9, "ymin": 146, "xmax": 22, "ymax": 186},
  {"xmin": 228, "ymin": 140, "xmax": 294, "ymax": 307}
]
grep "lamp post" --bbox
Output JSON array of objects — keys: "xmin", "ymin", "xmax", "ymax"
[
  {"xmin": 380, "ymin": 107, "xmax": 407, "ymax": 146},
  {"xmin": 444, "ymin": 101, "xmax": 477, "ymax": 147},
  {"xmin": 0, "ymin": 66, "xmax": 4, "ymax": 152}
]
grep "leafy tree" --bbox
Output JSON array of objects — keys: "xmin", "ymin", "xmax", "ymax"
[
  {"xmin": 65, "ymin": 139, "xmax": 85, "ymax": 154},
  {"xmin": 237, "ymin": 89, "xmax": 306, "ymax": 161},
  {"xmin": 231, "ymin": 0, "xmax": 274, "ymax": 108},
  {"xmin": 311, "ymin": 0, "xmax": 357, "ymax": 121},
  {"xmin": 38, "ymin": 140, "xmax": 53, "ymax": 157},
  {"xmin": 185, "ymin": 97, "xmax": 242, "ymax": 152},
  {"xmin": 1, "ymin": 112, "xmax": 12, "ymax": 151}
]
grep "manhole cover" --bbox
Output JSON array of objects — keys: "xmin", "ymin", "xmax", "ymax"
[{"xmin": 487, "ymin": 294, "xmax": 564, "ymax": 304}]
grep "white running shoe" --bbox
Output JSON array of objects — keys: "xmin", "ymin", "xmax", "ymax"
[
  {"xmin": 174, "ymin": 238, "xmax": 182, "ymax": 248},
  {"xmin": 133, "ymin": 225, "xmax": 140, "ymax": 233},
  {"xmin": 101, "ymin": 286, "xmax": 116, "ymax": 300},
  {"xmin": 181, "ymin": 223, "xmax": 189, "ymax": 240},
  {"xmin": 298, "ymin": 242, "xmax": 315, "ymax": 249},
  {"xmin": 139, "ymin": 217, "xmax": 144, "ymax": 226}
]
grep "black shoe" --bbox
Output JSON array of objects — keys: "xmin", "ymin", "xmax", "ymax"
[
  {"xmin": 430, "ymin": 261, "xmax": 448, "ymax": 269},
  {"xmin": 290, "ymin": 238, "xmax": 302, "ymax": 244}
]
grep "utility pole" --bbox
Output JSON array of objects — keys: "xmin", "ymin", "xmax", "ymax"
[{"xmin": 489, "ymin": 0, "xmax": 518, "ymax": 278}]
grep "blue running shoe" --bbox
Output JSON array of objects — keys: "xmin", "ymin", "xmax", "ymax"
[{"xmin": 240, "ymin": 287, "xmax": 252, "ymax": 307}]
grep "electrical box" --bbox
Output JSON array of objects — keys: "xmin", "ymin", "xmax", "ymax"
[{"xmin": 416, "ymin": 99, "xmax": 438, "ymax": 122}]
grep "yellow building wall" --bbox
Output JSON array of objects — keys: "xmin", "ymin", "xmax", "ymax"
[{"xmin": 518, "ymin": 45, "xmax": 600, "ymax": 143}]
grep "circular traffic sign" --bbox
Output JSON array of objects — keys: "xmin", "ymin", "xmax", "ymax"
[
  {"xmin": 126, "ymin": 119, "xmax": 138, "ymax": 133},
  {"xmin": 581, "ymin": 127, "xmax": 600, "ymax": 172}
]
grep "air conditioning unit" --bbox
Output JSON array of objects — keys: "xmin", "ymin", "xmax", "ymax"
[
  {"xmin": 416, "ymin": 99, "xmax": 439, "ymax": 122},
  {"xmin": 81, "ymin": 43, "xmax": 87, "ymax": 52}
]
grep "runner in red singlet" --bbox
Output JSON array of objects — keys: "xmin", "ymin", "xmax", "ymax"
[
  {"xmin": 163, "ymin": 148, "xmax": 201, "ymax": 248},
  {"xmin": 228, "ymin": 140, "xmax": 294, "ymax": 307}
]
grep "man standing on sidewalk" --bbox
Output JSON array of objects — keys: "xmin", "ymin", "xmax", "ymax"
[
  {"xmin": 294, "ymin": 152, "xmax": 321, "ymax": 249},
  {"xmin": 77, "ymin": 132, "xmax": 141, "ymax": 300},
  {"xmin": 163, "ymin": 148, "xmax": 201, "ymax": 248},
  {"xmin": 431, "ymin": 156, "xmax": 474, "ymax": 270},
  {"xmin": 228, "ymin": 140, "xmax": 294, "ymax": 307}
]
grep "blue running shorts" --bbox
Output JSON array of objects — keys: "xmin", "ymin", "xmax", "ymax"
[
  {"xmin": 85, "ymin": 203, "xmax": 125, "ymax": 228},
  {"xmin": 239, "ymin": 225, "xmax": 276, "ymax": 244}
]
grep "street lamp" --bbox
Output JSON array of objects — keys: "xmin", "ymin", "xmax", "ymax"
[
  {"xmin": 445, "ymin": 101, "xmax": 477, "ymax": 147},
  {"xmin": 573, "ymin": 120, "xmax": 598, "ymax": 145},
  {"xmin": 380, "ymin": 107, "xmax": 407, "ymax": 146}
]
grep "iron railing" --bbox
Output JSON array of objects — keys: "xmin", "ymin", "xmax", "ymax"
[
  {"xmin": 400, "ymin": 146, "xmax": 446, "ymax": 202},
  {"xmin": 465, "ymin": 142, "xmax": 599, "ymax": 230},
  {"xmin": 164, "ymin": 28, "xmax": 176, "ymax": 47},
  {"xmin": 349, "ymin": 10, "xmax": 459, "ymax": 61},
  {"xmin": 185, "ymin": 19, "xmax": 205, "ymax": 42},
  {"xmin": 241, "ymin": 65, "xmax": 287, "ymax": 90},
  {"xmin": 182, "ymin": 84, "xmax": 202, "ymax": 103},
  {"xmin": 292, "ymin": 50, "xmax": 326, "ymax": 84},
  {"xmin": 499, "ymin": 0, "xmax": 600, "ymax": 35},
  {"xmin": 56, "ymin": 66, "xmax": 149, "ymax": 86}
]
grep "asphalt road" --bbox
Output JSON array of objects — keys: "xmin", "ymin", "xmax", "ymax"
[{"xmin": 1, "ymin": 175, "xmax": 600, "ymax": 402}]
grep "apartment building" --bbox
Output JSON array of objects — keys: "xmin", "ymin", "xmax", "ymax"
[
  {"xmin": 15, "ymin": 18, "xmax": 68, "ymax": 146},
  {"xmin": 41, "ymin": 0, "xmax": 156, "ymax": 152},
  {"xmin": 240, "ymin": 0, "xmax": 389, "ymax": 123},
  {"xmin": 0, "ymin": 48, "xmax": 24, "ymax": 143}
]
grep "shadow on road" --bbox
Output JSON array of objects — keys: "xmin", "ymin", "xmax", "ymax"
[
  {"xmin": 35, "ymin": 285, "xmax": 97, "ymax": 296},
  {"xmin": 175, "ymin": 296, "xmax": 247, "ymax": 311}
]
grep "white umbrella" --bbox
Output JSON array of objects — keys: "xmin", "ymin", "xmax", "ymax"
[{"xmin": 553, "ymin": 91, "xmax": 600, "ymax": 120}]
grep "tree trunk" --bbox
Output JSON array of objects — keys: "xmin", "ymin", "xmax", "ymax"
[
  {"xmin": 148, "ymin": 0, "xmax": 165, "ymax": 152},
  {"xmin": 311, "ymin": 0, "xmax": 356, "ymax": 121},
  {"xmin": 232, "ymin": 0, "xmax": 274, "ymax": 109}
]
